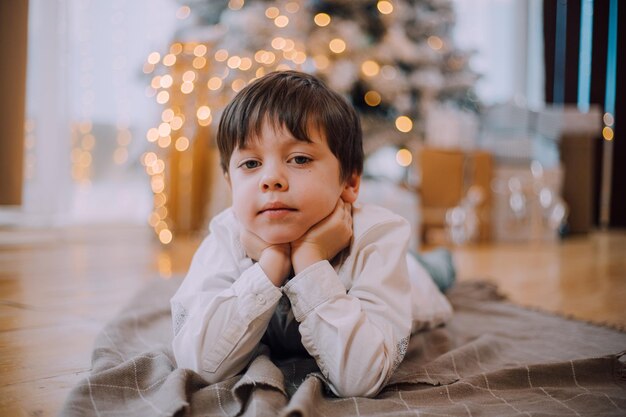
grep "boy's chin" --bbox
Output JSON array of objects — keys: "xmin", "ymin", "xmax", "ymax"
[{"xmin": 257, "ymin": 230, "xmax": 305, "ymax": 245}]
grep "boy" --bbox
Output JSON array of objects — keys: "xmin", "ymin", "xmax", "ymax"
[{"xmin": 171, "ymin": 70, "xmax": 453, "ymax": 398}]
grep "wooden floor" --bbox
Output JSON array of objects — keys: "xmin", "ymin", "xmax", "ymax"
[{"xmin": 0, "ymin": 225, "xmax": 625, "ymax": 416}]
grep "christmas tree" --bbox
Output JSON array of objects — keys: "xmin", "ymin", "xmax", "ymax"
[{"xmin": 171, "ymin": 0, "xmax": 478, "ymax": 151}]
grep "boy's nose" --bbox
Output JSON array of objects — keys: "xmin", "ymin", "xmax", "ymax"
[{"xmin": 259, "ymin": 174, "xmax": 288, "ymax": 191}]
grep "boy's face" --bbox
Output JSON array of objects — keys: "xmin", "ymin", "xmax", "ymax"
[{"xmin": 226, "ymin": 121, "xmax": 360, "ymax": 245}]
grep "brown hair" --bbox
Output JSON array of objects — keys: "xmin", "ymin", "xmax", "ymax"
[{"xmin": 216, "ymin": 70, "xmax": 363, "ymax": 182}]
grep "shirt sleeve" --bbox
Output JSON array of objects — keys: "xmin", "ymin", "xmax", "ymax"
[
  {"xmin": 170, "ymin": 212, "xmax": 283, "ymax": 383},
  {"xmin": 282, "ymin": 216, "xmax": 413, "ymax": 398}
]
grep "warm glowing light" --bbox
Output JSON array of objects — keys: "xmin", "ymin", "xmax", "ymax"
[
  {"xmin": 313, "ymin": 55, "xmax": 330, "ymax": 70},
  {"xmin": 151, "ymin": 177, "xmax": 165, "ymax": 193},
  {"xmin": 161, "ymin": 109, "xmax": 174, "ymax": 122},
  {"xmin": 114, "ymin": 147, "xmax": 128, "ymax": 164},
  {"xmin": 156, "ymin": 91, "xmax": 170, "ymax": 104},
  {"xmin": 276, "ymin": 63, "xmax": 292, "ymax": 71},
  {"xmin": 215, "ymin": 49, "xmax": 229, "ymax": 62},
  {"xmin": 160, "ymin": 74, "xmax": 173, "ymax": 88},
  {"xmin": 314, "ymin": 13, "xmax": 331, "ymax": 27},
  {"xmin": 198, "ymin": 115, "xmax": 213, "ymax": 127},
  {"xmin": 159, "ymin": 229, "xmax": 173, "ymax": 244},
  {"xmin": 163, "ymin": 54, "xmax": 177, "ymax": 66},
  {"xmin": 256, "ymin": 67, "xmax": 266, "ymax": 78},
  {"xmin": 147, "ymin": 52, "xmax": 161, "ymax": 65},
  {"xmin": 182, "ymin": 70, "xmax": 196, "ymax": 82},
  {"xmin": 274, "ymin": 15, "xmax": 289, "ymax": 27},
  {"xmin": 79, "ymin": 151, "xmax": 92, "ymax": 166},
  {"xmin": 193, "ymin": 56, "xmax": 207, "ymax": 69},
  {"xmin": 143, "ymin": 63, "xmax": 155, "ymax": 74},
  {"xmin": 154, "ymin": 219, "xmax": 167, "ymax": 233},
  {"xmin": 151, "ymin": 76, "xmax": 161, "ymax": 89},
  {"xmin": 193, "ymin": 44, "xmax": 207, "ymax": 57},
  {"xmin": 329, "ymin": 38, "xmax": 346, "ymax": 53},
  {"xmin": 196, "ymin": 106, "xmax": 211, "ymax": 120},
  {"xmin": 427, "ymin": 36, "xmax": 444, "ymax": 50},
  {"xmin": 143, "ymin": 152, "xmax": 157, "ymax": 166},
  {"xmin": 80, "ymin": 134, "xmax": 94, "ymax": 149},
  {"xmin": 232, "ymin": 79, "xmax": 246, "ymax": 92},
  {"xmin": 396, "ymin": 148, "xmax": 413, "ymax": 166},
  {"xmin": 228, "ymin": 0, "xmax": 244, "ymax": 11},
  {"xmin": 79, "ymin": 121, "xmax": 92, "ymax": 134},
  {"xmin": 254, "ymin": 50, "xmax": 265, "ymax": 62},
  {"xmin": 377, "ymin": 0, "xmax": 394, "ymax": 14},
  {"xmin": 264, "ymin": 52, "xmax": 276, "ymax": 64},
  {"xmin": 286, "ymin": 2, "xmax": 299, "ymax": 13},
  {"xmin": 170, "ymin": 116, "xmax": 184, "ymax": 130},
  {"xmin": 207, "ymin": 76, "xmax": 223, "ymax": 90},
  {"xmin": 271, "ymin": 37, "xmax": 286, "ymax": 50},
  {"xmin": 175, "ymin": 136, "xmax": 190, "ymax": 151},
  {"xmin": 227, "ymin": 56, "xmax": 242, "ymax": 69},
  {"xmin": 364, "ymin": 91, "xmax": 382, "ymax": 106},
  {"xmin": 181, "ymin": 82, "xmax": 194, "ymax": 94},
  {"xmin": 603, "ymin": 126, "xmax": 614, "ymax": 141},
  {"xmin": 157, "ymin": 253, "xmax": 172, "ymax": 277},
  {"xmin": 395, "ymin": 116, "xmax": 413, "ymax": 133},
  {"xmin": 176, "ymin": 6, "xmax": 191, "ymax": 19},
  {"xmin": 265, "ymin": 7, "xmax": 280, "ymax": 19},
  {"xmin": 293, "ymin": 51, "xmax": 307, "ymax": 65},
  {"xmin": 117, "ymin": 130, "xmax": 132, "ymax": 146},
  {"xmin": 239, "ymin": 57, "xmax": 253, "ymax": 70},
  {"xmin": 149, "ymin": 212, "xmax": 160, "ymax": 227},
  {"xmin": 361, "ymin": 60, "xmax": 380, "ymax": 77},
  {"xmin": 156, "ymin": 206, "xmax": 168, "ymax": 219},
  {"xmin": 170, "ymin": 43, "xmax": 183, "ymax": 55},
  {"xmin": 158, "ymin": 122, "xmax": 172, "ymax": 137},
  {"xmin": 283, "ymin": 39, "xmax": 295, "ymax": 51},
  {"xmin": 154, "ymin": 193, "xmax": 166, "ymax": 207},
  {"xmin": 158, "ymin": 136, "xmax": 172, "ymax": 148},
  {"xmin": 604, "ymin": 112, "xmax": 614, "ymax": 126}
]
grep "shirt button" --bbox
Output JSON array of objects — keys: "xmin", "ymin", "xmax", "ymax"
[{"xmin": 256, "ymin": 294, "xmax": 266, "ymax": 305}]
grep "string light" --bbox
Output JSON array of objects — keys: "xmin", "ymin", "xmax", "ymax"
[
  {"xmin": 396, "ymin": 148, "xmax": 413, "ymax": 166},
  {"xmin": 274, "ymin": 15, "xmax": 289, "ymax": 28},
  {"xmin": 329, "ymin": 38, "xmax": 346, "ymax": 53},
  {"xmin": 427, "ymin": 36, "xmax": 444, "ymax": 51},
  {"xmin": 395, "ymin": 116, "xmax": 413, "ymax": 132},
  {"xmin": 377, "ymin": 1, "xmax": 394, "ymax": 15},
  {"xmin": 364, "ymin": 91, "xmax": 382, "ymax": 106},
  {"xmin": 314, "ymin": 13, "xmax": 331, "ymax": 27},
  {"xmin": 265, "ymin": 7, "xmax": 280, "ymax": 19},
  {"xmin": 361, "ymin": 60, "xmax": 380, "ymax": 77}
]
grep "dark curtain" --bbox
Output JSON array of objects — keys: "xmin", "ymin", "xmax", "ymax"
[{"xmin": 543, "ymin": 0, "xmax": 624, "ymax": 228}]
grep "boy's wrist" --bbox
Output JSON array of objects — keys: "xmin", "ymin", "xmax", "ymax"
[
  {"xmin": 258, "ymin": 245, "xmax": 291, "ymax": 286},
  {"xmin": 291, "ymin": 244, "xmax": 325, "ymax": 275}
]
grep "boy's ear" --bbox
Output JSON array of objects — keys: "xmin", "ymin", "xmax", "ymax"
[{"xmin": 340, "ymin": 172, "xmax": 360, "ymax": 203}]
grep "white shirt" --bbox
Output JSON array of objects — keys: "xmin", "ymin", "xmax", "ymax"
[{"xmin": 171, "ymin": 203, "xmax": 453, "ymax": 397}]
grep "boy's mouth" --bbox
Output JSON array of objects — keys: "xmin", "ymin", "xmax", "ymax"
[{"xmin": 258, "ymin": 202, "xmax": 296, "ymax": 215}]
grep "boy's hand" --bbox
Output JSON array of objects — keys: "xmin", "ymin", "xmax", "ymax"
[
  {"xmin": 291, "ymin": 199, "xmax": 353, "ymax": 274},
  {"xmin": 240, "ymin": 229, "xmax": 291, "ymax": 287}
]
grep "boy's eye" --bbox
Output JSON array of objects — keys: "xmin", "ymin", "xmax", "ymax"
[
  {"xmin": 292, "ymin": 156, "xmax": 312, "ymax": 165},
  {"xmin": 241, "ymin": 160, "xmax": 260, "ymax": 169}
]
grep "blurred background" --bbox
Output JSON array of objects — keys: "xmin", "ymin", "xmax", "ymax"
[{"xmin": 0, "ymin": 0, "xmax": 623, "ymax": 246}]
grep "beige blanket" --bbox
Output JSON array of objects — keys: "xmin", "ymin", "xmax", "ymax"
[{"xmin": 60, "ymin": 279, "xmax": 626, "ymax": 416}]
